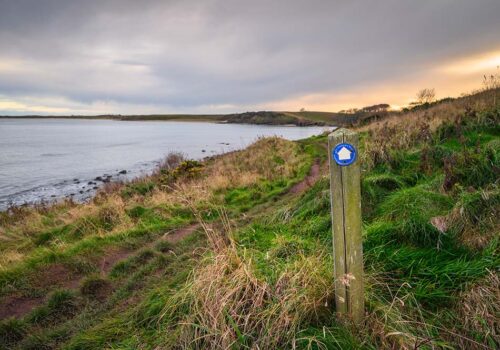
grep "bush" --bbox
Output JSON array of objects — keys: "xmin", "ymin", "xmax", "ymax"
[{"xmin": 156, "ymin": 159, "xmax": 204, "ymax": 187}]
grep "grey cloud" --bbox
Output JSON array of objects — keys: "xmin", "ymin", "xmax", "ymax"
[{"xmin": 1, "ymin": 0, "xmax": 499, "ymax": 113}]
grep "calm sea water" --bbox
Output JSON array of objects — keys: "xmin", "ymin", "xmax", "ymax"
[{"xmin": 0, "ymin": 118, "xmax": 328, "ymax": 209}]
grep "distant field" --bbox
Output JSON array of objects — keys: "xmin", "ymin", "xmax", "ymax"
[{"xmin": 0, "ymin": 109, "xmax": 398, "ymax": 127}]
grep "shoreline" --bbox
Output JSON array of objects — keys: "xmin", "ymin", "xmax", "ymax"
[{"xmin": 0, "ymin": 129, "xmax": 331, "ymax": 212}]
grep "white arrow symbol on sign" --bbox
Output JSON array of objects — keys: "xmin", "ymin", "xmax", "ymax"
[{"xmin": 337, "ymin": 146, "xmax": 352, "ymax": 161}]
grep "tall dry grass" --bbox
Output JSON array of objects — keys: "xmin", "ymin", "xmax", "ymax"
[
  {"xmin": 359, "ymin": 89, "xmax": 499, "ymax": 170},
  {"xmin": 149, "ymin": 137, "xmax": 304, "ymax": 207},
  {"xmin": 159, "ymin": 211, "xmax": 333, "ymax": 349},
  {"xmin": 451, "ymin": 271, "xmax": 499, "ymax": 349}
]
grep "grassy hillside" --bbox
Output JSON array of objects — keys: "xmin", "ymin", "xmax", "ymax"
[
  {"xmin": 0, "ymin": 112, "xmax": 326, "ymax": 126},
  {"xmin": 0, "ymin": 90, "xmax": 498, "ymax": 349},
  {"xmin": 0, "ymin": 109, "xmax": 390, "ymax": 127}
]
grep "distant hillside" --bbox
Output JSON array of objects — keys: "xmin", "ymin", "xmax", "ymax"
[
  {"xmin": 0, "ymin": 94, "xmax": 480, "ymax": 127},
  {"xmin": 224, "ymin": 111, "xmax": 323, "ymax": 126},
  {"xmin": 0, "ymin": 110, "xmax": 388, "ymax": 127}
]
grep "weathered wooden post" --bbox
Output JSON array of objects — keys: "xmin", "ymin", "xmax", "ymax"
[{"xmin": 328, "ymin": 128, "xmax": 364, "ymax": 323}]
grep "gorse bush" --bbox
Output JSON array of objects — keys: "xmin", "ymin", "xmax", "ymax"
[{"xmin": 156, "ymin": 159, "xmax": 205, "ymax": 189}]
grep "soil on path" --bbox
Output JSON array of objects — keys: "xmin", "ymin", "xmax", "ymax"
[
  {"xmin": 0, "ymin": 224, "xmax": 199, "ymax": 321},
  {"xmin": 289, "ymin": 159, "xmax": 323, "ymax": 194}
]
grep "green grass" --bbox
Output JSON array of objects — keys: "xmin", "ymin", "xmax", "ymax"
[{"xmin": 0, "ymin": 103, "xmax": 498, "ymax": 349}]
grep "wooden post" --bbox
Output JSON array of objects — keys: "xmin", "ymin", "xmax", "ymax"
[{"xmin": 328, "ymin": 128, "xmax": 364, "ymax": 323}]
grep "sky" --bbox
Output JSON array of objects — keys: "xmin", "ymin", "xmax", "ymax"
[{"xmin": 0, "ymin": 0, "xmax": 500, "ymax": 115}]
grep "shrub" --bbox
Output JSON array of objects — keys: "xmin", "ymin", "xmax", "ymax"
[
  {"xmin": 158, "ymin": 152, "xmax": 185, "ymax": 173},
  {"xmin": 156, "ymin": 159, "xmax": 204, "ymax": 188}
]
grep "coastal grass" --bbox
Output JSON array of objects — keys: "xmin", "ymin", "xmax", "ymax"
[
  {"xmin": 0, "ymin": 89, "xmax": 499, "ymax": 349},
  {"xmin": 138, "ymin": 98, "xmax": 499, "ymax": 349},
  {"xmin": 0, "ymin": 135, "xmax": 321, "ymax": 348}
]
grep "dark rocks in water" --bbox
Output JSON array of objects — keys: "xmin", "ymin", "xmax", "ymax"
[
  {"xmin": 79, "ymin": 190, "xmax": 84, "ymax": 194},
  {"xmin": 88, "ymin": 181, "xmax": 95, "ymax": 185},
  {"xmin": 95, "ymin": 175, "xmax": 111, "ymax": 182},
  {"xmin": 93, "ymin": 186, "xmax": 98, "ymax": 190},
  {"xmin": 50, "ymin": 195, "xmax": 56, "ymax": 198},
  {"xmin": 102, "ymin": 178, "xmax": 111, "ymax": 183},
  {"xmin": 201, "ymin": 149, "xmax": 206, "ymax": 153},
  {"xmin": 73, "ymin": 178, "xmax": 79, "ymax": 182},
  {"xmin": 70, "ymin": 193, "xmax": 75, "ymax": 196},
  {"xmin": 75, "ymin": 181, "xmax": 80, "ymax": 184},
  {"xmin": 118, "ymin": 170, "xmax": 127, "ymax": 174}
]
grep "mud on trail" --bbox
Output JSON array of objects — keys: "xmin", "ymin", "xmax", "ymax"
[
  {"xmin": 289, "ymin": 159, "xmax": 323, "ymax": 194},
  {"xmin": 0, "ymin": 224, "xmax": 199, "ymax": 321}
]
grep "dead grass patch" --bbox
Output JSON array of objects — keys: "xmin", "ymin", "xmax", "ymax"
[
  {"xmin": 451, "ymin": 271, "xmax": 500, "ymax": 349},
  {"xmin": 160, "ymin": 213, "xmax": 333, "ymax": 349}
]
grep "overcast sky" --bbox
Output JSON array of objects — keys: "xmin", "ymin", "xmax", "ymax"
[{"xmin": 1, "ymin": 0, "xmax": 499, "ymax": 115}]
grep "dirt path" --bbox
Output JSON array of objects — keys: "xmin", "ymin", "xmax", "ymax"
[
  {"xmin": 0, "ymin": 295, "xmax": 39, "ymax": 320},
  {"xmin": 0, "ymin": 224, "xmax": 199, "ymax": 321},
  {"xmin": 289, "ymin": 159, "xmax": 323, "ymax": 194},
  {"xmin": 161, "ymin": 224, "xmax": 199, "ymax": 244}
]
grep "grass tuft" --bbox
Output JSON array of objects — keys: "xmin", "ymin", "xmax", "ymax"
[{"xmin": 0, "ymin": 318, "xmax": 27, "ymax": 348}]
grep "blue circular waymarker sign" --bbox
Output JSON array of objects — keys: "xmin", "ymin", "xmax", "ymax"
[{"xmin": 333, "ymin": 143, "xmax": 357, "ymax": 166}]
